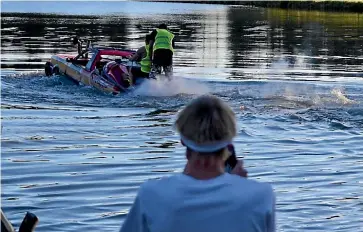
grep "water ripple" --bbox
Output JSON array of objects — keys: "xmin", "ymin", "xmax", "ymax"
[{"xmin": 1, "ymin": 3, "xmax": 363, "ymax": 232}]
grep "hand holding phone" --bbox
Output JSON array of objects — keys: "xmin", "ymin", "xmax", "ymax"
[
  {"xmin": 225, "ymin": 144, "xmax": 248, "ymax": 177},
  {"xmin": 225, "ymin": 144, "xmax": 238, "ymax": 173}
]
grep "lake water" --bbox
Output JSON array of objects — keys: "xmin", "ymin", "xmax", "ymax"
[{"xmin": 1, "ymin": 1, "xmax": 363, "ymax": 231}]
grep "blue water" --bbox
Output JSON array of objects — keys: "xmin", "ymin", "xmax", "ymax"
[{"xmin": 1, "ymin": 2, "xmax": 363, "ymax": 232}]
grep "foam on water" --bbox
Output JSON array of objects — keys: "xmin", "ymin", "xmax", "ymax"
[
  {"xmin": 256, "ymin": 58, "xmax": 360, "ymax": 108},
  {"xmin": 262, "ymin": 83, "xmax": 358, "ymax": 107},
  {"xmin": 132, "ymin": 76, "xmax": 210, "ymax": 97},
  {"xmin": 330, "ymin": 88, "xmax": 357, "ymax": 105}
]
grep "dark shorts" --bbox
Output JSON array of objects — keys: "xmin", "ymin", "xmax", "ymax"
[
  {"xmin": 130, "ymin": 67, "xmax": 149, "ymax": 84},
  {"xmin": 131, "ymin": 67, "xmax": 149, "ymax": 78},
  {"xmin": 153, "ymin": 49, "xmax": 173, "ymax": 66}
]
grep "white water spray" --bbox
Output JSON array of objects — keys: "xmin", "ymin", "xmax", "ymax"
[
  {"xmin": 132, "ymin": 76, "xmax": 210, "ymax": 97},
  {"xmin": 330, "ymin": 88, "xmax": 356, "ymax": 105}
]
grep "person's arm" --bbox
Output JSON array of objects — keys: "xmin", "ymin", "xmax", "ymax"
[
  {"xmin": 149, "ymin": 40, "xmax": 154, "ymax": 61},
  {"xmin": 119, "ymin": 193, "xmax": 149, "ymax": 232},
  {"xmin": 149, "ymin": 30, "xmax": 157, "ymax": 61},
  {"xmin": 128, "ymin": 66, "xmax": 134, "ymax": 86},
  {"xmin": 129, "ymin": 46, "xmax": 146, "ymax": 62}
]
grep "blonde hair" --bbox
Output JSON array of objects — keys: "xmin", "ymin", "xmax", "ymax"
[{"xmin": 175, "ymin": 95, "xmax": 237, "ymax": 149}]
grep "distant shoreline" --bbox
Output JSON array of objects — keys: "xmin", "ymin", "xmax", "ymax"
[
  {"xmin": 0, "ymin": 12, "xmax": 99, "ymax": 18},
  {"xmin": 136, "ymin": 1, "xmax": 363, "ymax": 13}
]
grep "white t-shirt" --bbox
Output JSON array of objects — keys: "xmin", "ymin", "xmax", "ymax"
[{"xmin": 119, "ymin": 173, "xmax": 275, "ymax": 232}]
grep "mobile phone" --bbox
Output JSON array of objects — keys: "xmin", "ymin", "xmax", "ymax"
[
  {"xmin": 19, "ymin": 212, "xmax": 38, "ymax": 232},
  {"xmin": 225, "ymin": 144, "xmax": 238, "ymax": 173}
]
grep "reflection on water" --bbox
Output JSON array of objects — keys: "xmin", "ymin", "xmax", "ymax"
[
  {"xmin": 2, "ymin": 3, "xmax": 363, "ymax": 82},
  {"xmin": 1, "ymin": 2, "xmax": 363, "ymax": 232},
  {"xmin": 226, "ymin": 7, "xmax": 363, "ymax": 79}
]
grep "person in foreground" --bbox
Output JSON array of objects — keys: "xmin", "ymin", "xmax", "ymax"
[
  {"xmin": 119, "ymin": 95, "xmax": 276, "ymax": 232},
  {"xmin": 148, "ymin": 23, "xmax": 175, "ymax": 78}
]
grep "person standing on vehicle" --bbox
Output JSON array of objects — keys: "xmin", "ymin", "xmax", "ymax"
[
  {"xmin": 148, "ymin": 23, "xmax": 175, "ymax": 78},
  {"xmin": 119, "ymin": 95, "xmax": 276, "ymax": 232}
]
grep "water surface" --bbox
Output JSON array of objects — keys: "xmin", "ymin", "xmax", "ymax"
[{"xmin": 1, "ymin": 2, "xmax": 363, "ymax": 232}]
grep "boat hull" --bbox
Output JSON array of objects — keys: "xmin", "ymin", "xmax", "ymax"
[{"xmin": 49, "ymin": 54, "xmax": 121, "ymax": 94}]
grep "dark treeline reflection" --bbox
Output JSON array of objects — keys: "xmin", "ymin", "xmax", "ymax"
[
  {"xmin": 1, "ymin": 13, "xmax": 205, "ymax": 70},
  {"xmin": 226, "ymin": 7, "xmax": 363, "ymax": 75},
  {"xmin": 265, "ymin": 9, "xmax": 363, "ymax": 65},
  {"xmin": 1, "ymin": 14, "xmax": 129, "ymax": 52},
  {"xmin": 226, "ymin": 7, "xmax": 268, "ymax": 69},
  {"xmin": 1, "ymin": 7, "xmax": 362, "ymax": 77}
]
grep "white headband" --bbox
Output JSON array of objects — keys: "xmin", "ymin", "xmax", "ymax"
[{"xmin": 180, "ymin": 135, "xmax": 231, "ymax": 153}]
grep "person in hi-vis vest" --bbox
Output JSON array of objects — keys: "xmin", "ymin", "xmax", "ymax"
[
  {"xmin": 129, "ymin": 34, "xmax": 152, "ymax": 84},
  {"xmin": 149, "ymin": 24, "xmax": 175, "ymax": 78}
]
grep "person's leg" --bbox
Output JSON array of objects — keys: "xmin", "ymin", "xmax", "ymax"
[
  {"xmin": 162, "ymin": 50, "xmax": 173, "ymax": 78},
  {"xmin": 151, "ymin": 64, "xmax": 162, "ymax": 74},
  {"xmin": 164, "ymin": 65, "xmax": 173, "ymax": 78},
  {"xmin": 150, "ymin": 49, "xmax": 174, "ymax": 79},
  {"xmin": 150, "ymin": 50, "xmax": 163, "ymax": 78},
  {"xmin": 149, "ymin": 64, "xmax": 161, "ymax": 79},
  {"xmin": 152, "ymin": 50, "xmax": 163, "ymax": 73}
]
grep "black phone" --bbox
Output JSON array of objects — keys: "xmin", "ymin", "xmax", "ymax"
[
  {"xmin": 19, "ymin": 212, "xmax": 38, "ymax": 232},
  {"xmin": 225, "ymin": 144, "xmax": 238, "ymax": 173}
]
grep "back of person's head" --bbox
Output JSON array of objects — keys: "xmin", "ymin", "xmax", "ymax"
[
  {"xmin": 158, "ymin": 23, "xmax": 168, "ymax": 30},
  {"xmin": 175, "ymin": 95, "xmax": 236, "ymax": 157}
]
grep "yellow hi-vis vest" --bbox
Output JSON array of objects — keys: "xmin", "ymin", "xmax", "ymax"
[
  {"xmin": 153, "ymin": 29, "xmax": 174, "ymax": 52},
  {"xmin": 140, "ymin": 44, "xmax": 151, "ymax": 73}
]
